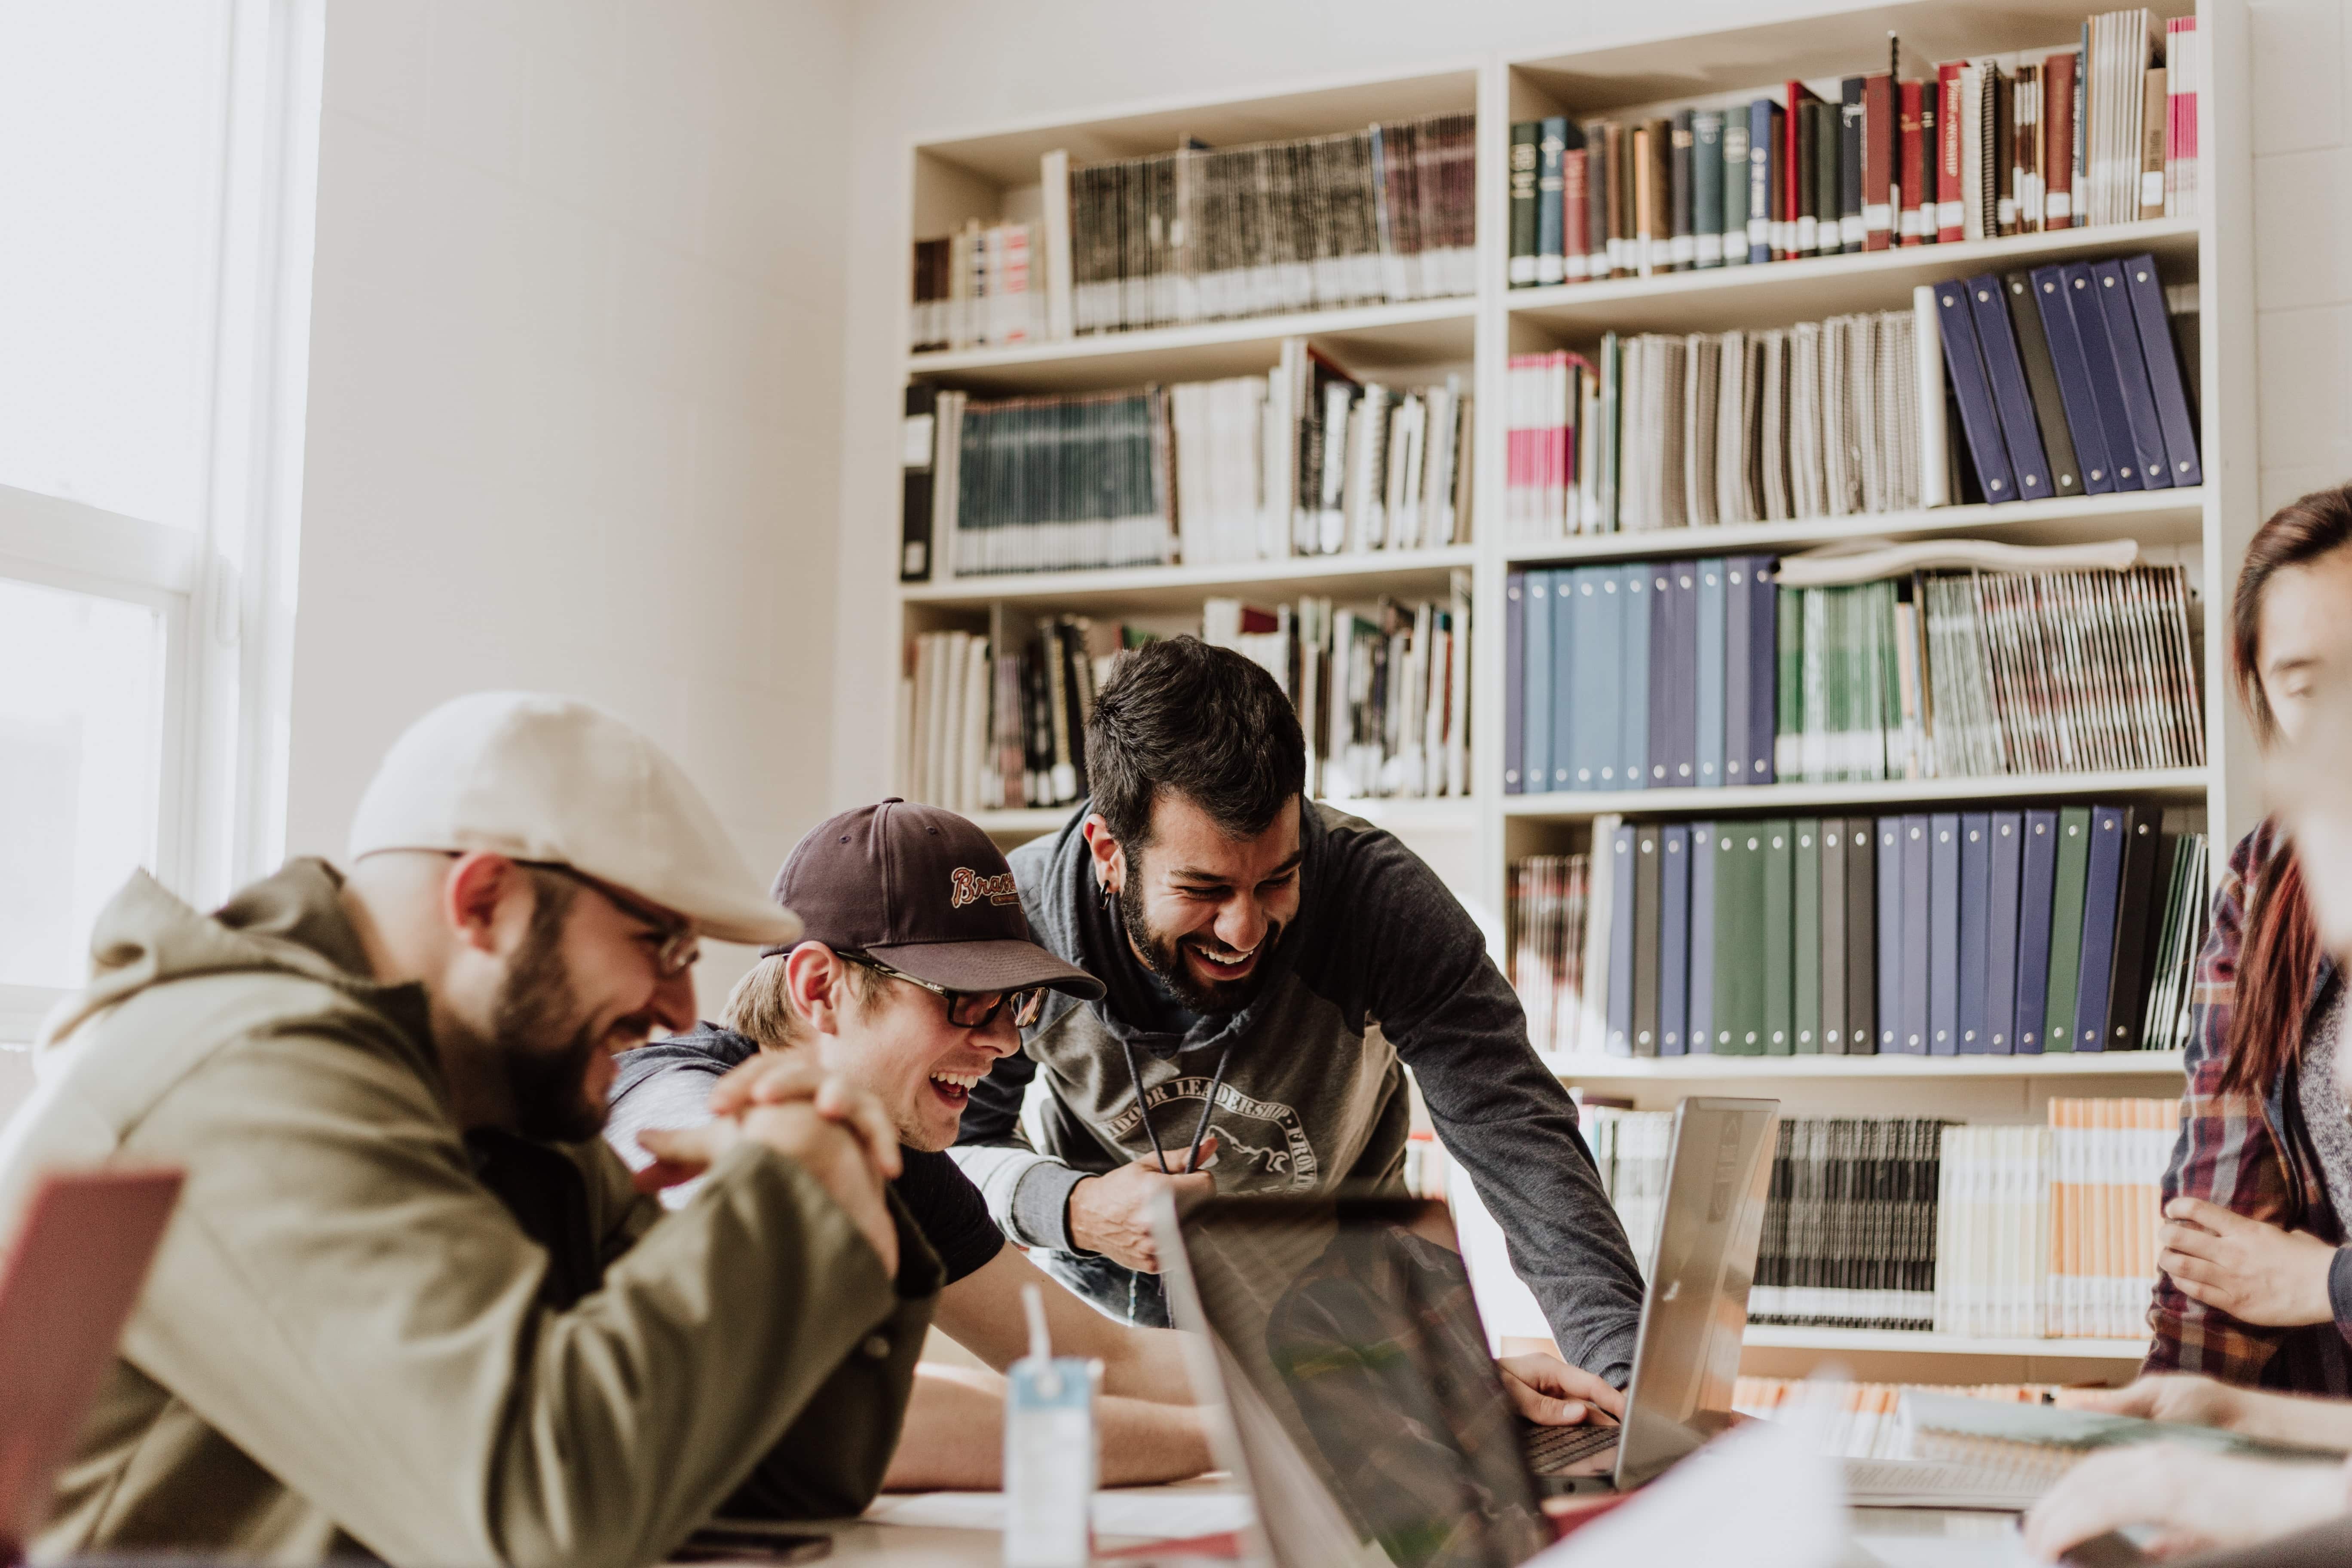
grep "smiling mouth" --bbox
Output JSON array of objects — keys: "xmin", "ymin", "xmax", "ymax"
[
  {"xmin": 1185, "ymin": 941, "xmax": 1258, "ymax": 979},
  {"xmin": 928, "ymin": 1068, "xmax": 983, "ymax": 1107}
]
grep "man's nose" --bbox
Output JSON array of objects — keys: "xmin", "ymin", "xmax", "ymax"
[{"xmin": 651, "ymin": 968, "xmax": 698, "ymax": 1035}]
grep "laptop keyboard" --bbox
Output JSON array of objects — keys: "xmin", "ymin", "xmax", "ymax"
[{"xmin": 1522, "ymin": 1421, "xmax": 1620, "ymax": 1473}]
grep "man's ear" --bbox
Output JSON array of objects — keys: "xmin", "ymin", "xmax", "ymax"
[
  {"xmin": 1081, "ymin": 814, "xmax": 1126, "ymax": 896},
  {"xmin": 442, "ymin": 852, "xmax": 531, "ymax": 956},
  {"xmin": 783, "ymin": 942, "xmax": 847, "ymax": 1037}
]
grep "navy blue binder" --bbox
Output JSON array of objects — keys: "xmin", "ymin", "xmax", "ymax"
[
  {"xmin": 1746, "ymin": 558, "xmax": 1778, "ymax": 784},
  {"xmin": 1607, "ymin": 821, "xmax": 1638, "ymax": 1054},
  {"xmin": 1875, "ymin": 816, "xmax": 1903, "ymax": 1052},
  {"xmin": 1504, "ymin": 571, "xmax": 1526, "ymax": 793},
  {"xmin": 1958, "ymin": 813, "xmax": 1991, "ymax": 1054},
  {"xmin": 2014, "ymin": 809, "xmax": 2060, "ymax": 1053},
  {"xmin": 2029, "ymin": 264, "xmax": 2120, "ymax": 494},
  {"xmin": 1724, "ymin": 558, "xmax": 1753, "ymax": 785},
  {"xmin": 1748, "ymin": 101, "xmax": 1778, "ymax": 263},
  {"xmin": 1552, "ymin": 567, "xmax": 1571, "ymax": 799},
  {"xmin": 2090, "ymin": 259, "xmax": 2174, "ymax": 492},
  {"xmin": 1902, "ymin": 814, "xmax": 1932, "ymax": 1054},
  {"xmin": 1696, "ymin": 560, "xmax": 1727, "ymax": 787},
  {"xmin": 1620, "ymin": 564, "xmax": 1653, "ymax": 792},
  {"xmin": 1965, "ymin": 273, "xmax": 2054, "ymax": 501},
  {"xmin": 2071, "ymin": 802, "xmax": 2129, "ymax": 1051},
  {"xmin": 1661, "ymin": 824, "xmax": 1692, "ymax": 1054},
  {"xmin": 2121, "ymin": 254, "xmax": 2204, "ymax": 488},
  {"xmin": 1986, "ymin": 811, "xmax": 2023, "ymax": 1054},
  {"xmin": 1935, "ymin": 279, "xmax": 2019, "ymax": 502},
  {"xmin": 1524, "ymin": 571, "xmax": 1553, "ymax": 795},
  {"xmin": 2062, "ymin": 263, "xmax": 2148, "ymax": 490},
  {"xmin": 1929, "ymin": 814, "xmax": 1962, "ymax": 1055},
  {"xmin": 1688, "ymin": 822, "xmax": 1718, "ymax": 1052}
]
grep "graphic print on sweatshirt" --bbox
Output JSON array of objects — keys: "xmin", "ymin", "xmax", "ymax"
[{"xmin": 1105, "ymin": 1076, "xmax": 1320, "ymax": 1190}]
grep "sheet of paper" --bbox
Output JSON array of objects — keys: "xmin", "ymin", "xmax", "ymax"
[
  {"xmin": 1528, "ymin": 1419, "xmax": 1846, "ymax": 1568},
  {"xmin": 864, "ymin": 1489, "xmax": 1254, "ymax": 1541}
]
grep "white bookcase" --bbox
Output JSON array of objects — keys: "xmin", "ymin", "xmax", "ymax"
[{"xmin": 891, "ymin": 0, "xmax": 2252, "ymax": 1386}]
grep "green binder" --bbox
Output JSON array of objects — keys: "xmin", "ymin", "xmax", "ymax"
[
  {"xmin": 1763, "ymin": 820, "xmax": 1795, "ymax": 1053},
  {"xmin": 1794, "ymin": 819, "xmax": 1821, "ymax": 1053},
  {"xmin": 1714, "ymin": 823, "xmax": 1764, "ymax": 1054},
  {"xmin": 2043, "ymin": 806, "xmax": 2094, "ymax": 1052}
]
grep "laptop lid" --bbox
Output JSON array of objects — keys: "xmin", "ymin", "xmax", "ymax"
[
  {"xmin": 0, "ymin": 1168, "xmax": 182, "ymax": 1560},
  {"xmin": 1158, "ymin": 1190, "xmax": 1554, "ymax": 1568},
  {"xmin": 1612, "ymin": 1096, "xmax": 1778, "ymax": 1489}
]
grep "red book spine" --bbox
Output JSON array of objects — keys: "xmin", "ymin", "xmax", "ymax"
[
  {"xmin": 2043, "ymin": 49, "xmax": 2076, "ymax": 230},
  {"xmin": 1563, "ymin": 148, "xmax": 1590, "ymax": 282},
  {"xmin": 1936, "ymin": 62, "xmax": 1965, "ymax": 242},
  {"xmin": 1898, "ymin": 80, "xmax": 1924, "ymax": 244},
  {"xmin": 1862, "ymin": 72, "xmax": 1895, "ymax": 251}
]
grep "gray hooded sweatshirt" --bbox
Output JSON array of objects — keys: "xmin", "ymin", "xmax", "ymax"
[{"xmin": 949, "ymin": 801, "xmax": 1644, "ymax": 1384}]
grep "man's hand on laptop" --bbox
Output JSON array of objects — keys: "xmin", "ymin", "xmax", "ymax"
[
  {"xmin": 1066, "ymin": 1135, "xmax": 1219, "ymax": 1271},
  {"xmin": 1498, "ymin": 1352, "xmax": 1626, "ymax": 1427},
  {"xmin": 636, "ymin": 1057, "xmax": 904, "ymax": 1274}
]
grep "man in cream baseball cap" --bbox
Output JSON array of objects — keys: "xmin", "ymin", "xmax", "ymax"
[{"xmin": 0, "ymin": 691, "xmax": 940, "ymax": 1567}]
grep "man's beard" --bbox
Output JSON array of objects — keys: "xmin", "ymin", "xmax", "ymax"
[
  {"xmin": 1117, "ymin": 876, "xmax": 1283, "ymax": 1016},
  {"xmin": 490, "ymin": 892, "xmax": 613, "ymax": 1144}
]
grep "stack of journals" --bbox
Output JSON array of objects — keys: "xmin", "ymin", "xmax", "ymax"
[
  {"xmin": 1510, "ymin": 854, "xmax": 1592, "ymax": 1057},
  {"xmin": 1501, "ymin": 560, "xmax": 2204, "ymax": 794},
  {"xmin": 901, "ymin": 618, "xmax": 1134, "ymax": 814},
  {"xmin": 899, "ymin": 345, "xmax": 1473, "ymax": 582},
  {"xmin": 1519, "ymin": 812, "xmax": 2210, "ymax": 1059},
  {"xmin": 910, "ymin": 220, "xmax": 1041, "ymax": 352},
  {"xmin": 1504, "ymin": 311, "xmax": 1924, "ymax": 540},
  {"xmin": 1733, "ymin": 1380, "xmax": 2055, "ymax": 1460},
  {"xmin": 1204, "ymin": 588, "xmax": 1473, "ymax": 802},
  {"xmin": 1932, "ymin": 1100, "xmax": 2177, "ymax": 1338},
  {"xmin": 1506, "ymin": 9, "xmax": 2198, "ymax": 286},
  {"xmin": 1753, "ymin": 1117, "xmax": 1948, "ymax": 1329}
]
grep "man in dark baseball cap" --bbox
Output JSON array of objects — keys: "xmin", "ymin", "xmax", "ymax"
[{"xmin": 607, "ymin": 799, "xmax": 1214, "ymax": 1491}]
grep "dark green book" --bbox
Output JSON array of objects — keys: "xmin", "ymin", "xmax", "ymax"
[
  {"xmin": 1508, "ymin": 121, "xmax": 1540, "ymax": 286},
  {"xmin": 1763, "ymin": 819, "xmax": 1795, "ymax": 1054},
  {"xmin": 1795, "ymin": 819, "xmax": 1822, "ymax": 1053},
  {"xmin": 1714, "ymin": 823, "xmax": 1764, "ymax": 1054},
  {"xmin": 1811, "ymin": 99, "xmax": 1841, "ymax": 257},
  {"xmin": 2043, "ymin": 806, "xmax": 2094, "ymax": 1052}
]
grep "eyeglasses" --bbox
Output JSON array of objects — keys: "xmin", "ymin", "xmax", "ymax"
[
  {"xmin": 522, "ymin": 861, "xmax": 701, "ymax": 977},
  {"xmin": 839, "ymin": 952, "xmax": 1049, "ymax": 1030}
]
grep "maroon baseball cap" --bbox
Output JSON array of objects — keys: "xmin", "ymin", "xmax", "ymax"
[{"xmin": 765, "ymin": 798, "xmax": 1103, "ymax": 1000}]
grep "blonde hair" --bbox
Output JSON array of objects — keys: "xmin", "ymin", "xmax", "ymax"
[{"xmin": 722, "ymin": 946, "xmax": 873, "ymax": 1049}]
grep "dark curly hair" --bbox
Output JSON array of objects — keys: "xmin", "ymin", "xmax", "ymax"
[{"xmin": 1084, "ymin": 636, "xmax": 1305, "ymax": 849}]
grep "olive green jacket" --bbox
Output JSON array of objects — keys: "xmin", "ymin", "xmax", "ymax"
[{"xmin": 0, "ymin": 860, "xmax": 939, "ymax": 1568}]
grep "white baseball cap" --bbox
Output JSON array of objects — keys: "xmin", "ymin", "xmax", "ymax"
[{"xmin": 348, "ymin": 692, "xmax": 800, "ymax": 947}]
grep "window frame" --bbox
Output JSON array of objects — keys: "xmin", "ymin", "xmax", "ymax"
[{"xmin": 0, "ymin": 0, "xmax": 324, "ymax": 1045}]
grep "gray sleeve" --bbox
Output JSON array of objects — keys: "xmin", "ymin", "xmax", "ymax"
[
  {"xmin": 603, "ymin": 1068, "xmax": 726, "ymax": 1211},
  {"xmin": 944, "ymin": 1144, "xmax": 1089, "ymax": 1253},
  {"xmin": 1334, "ymin": 830, "xmax": 1645, "ymax": 1384}
]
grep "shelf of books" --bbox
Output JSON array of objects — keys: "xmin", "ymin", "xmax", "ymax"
[{"xmin": 885, "ymin": 0, "xmax": 2250, "ymax": 1379}]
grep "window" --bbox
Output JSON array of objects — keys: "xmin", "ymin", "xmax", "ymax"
[{"xmin": 0, "ymin": 0, "xmax": 324, "ymax": 1043}]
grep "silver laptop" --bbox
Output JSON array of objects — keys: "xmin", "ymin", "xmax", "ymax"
[{"xmin": 1154, "ymin": 1096, "xmax": 1778, "ymax": 1568}]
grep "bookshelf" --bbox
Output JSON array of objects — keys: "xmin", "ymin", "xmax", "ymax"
[{"xmin": 886, "ymin": 0, "xmax": 2253, "ymax": 1381}]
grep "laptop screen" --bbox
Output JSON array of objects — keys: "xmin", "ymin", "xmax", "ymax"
[{"xmin": 1164, "ymin": 1194, "xmax": 1553, "ymax": 1568}]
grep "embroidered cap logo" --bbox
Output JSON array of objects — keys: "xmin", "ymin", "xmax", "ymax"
[{"xmin": 949, "ymin": 866, "xmax": 1020, "ymax": 909}]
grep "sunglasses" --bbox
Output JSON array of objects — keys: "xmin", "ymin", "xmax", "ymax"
[{"xmin": 838, "ymin": 952, "xmax": 1049, "ymax": 1030}]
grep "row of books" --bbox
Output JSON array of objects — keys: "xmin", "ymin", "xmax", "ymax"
[
  {"xmin": 1755, "ymin": 1117, "xmax": 1946, "ymax": 1328},
  {"xmin": 1507, "ymin": 9, "xmax": 2198, "ymax": 286},
  {"xmin": 1733, "ymin": 1380, "xmax": 2053, "ymax": 1461},
  {"xmin": 1509, "ymin": 808, "xmax": 2209, "ymax": 1060},
  {"xmin": 910, "ymin": 220, "xmax": 1040, "ymax": 353},
  {"xmin": 1504, "ymin": 310, "xmax": 1926, "ymax": 541},
  {"xmin": 898, "ymin": 349, "xmax": 1473, "ymax": 582},
  {"xmin": 1501, "ymin": 560, "xmax": 2204, "ymax": 795},
  {"xmin": 1780, "ymin": 565, "xmax": 2205, "ymax": 784},
  {"xmin": 1580, "ymin": 1104, "xmax": 1672, "ymax": 1286},
  {"xmin": 906, "ymin": 113, "xmax": 1479, "ymax": 352},
  {"xmin": 1935, "ymin": 1104, "xmax": 2181, "ymax": 1341},
  {"xmin": 899, "ymin": 618, "xmax": 1129, "ymax": 814},
  {"xmin": 1204, "ymin": 588, "xmax": 1473, "ymax": 802}
]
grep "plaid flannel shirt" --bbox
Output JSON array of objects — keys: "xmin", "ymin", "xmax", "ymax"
[{"xmin": 2144, "ymin": 819, "xmax": 2352, "ymax": 1392}]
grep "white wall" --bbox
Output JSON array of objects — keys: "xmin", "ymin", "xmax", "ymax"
[
  {"xmin": 830, "ymin": 0, "xmax": 2352, "ymax": 803},
  {"xmin": 290, "ymin": 0, "xmax": 854, "ymax": 1006}
]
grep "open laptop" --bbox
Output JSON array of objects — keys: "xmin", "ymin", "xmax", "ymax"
[
  {"xmin": 1154, "ymin": 1096, "xmax": 1778, "ymax": 1568},
  {"xmin": 0, "ymin": 1167, "xmax": 182, "ymax": 1563}
]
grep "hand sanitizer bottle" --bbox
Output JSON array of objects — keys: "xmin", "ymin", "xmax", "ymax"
[{"xmin": 1003, "ymin": 1283, "xmax": 1096, "ymax": 1568}]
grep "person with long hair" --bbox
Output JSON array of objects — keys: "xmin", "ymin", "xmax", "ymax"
[{"xmin": 2145, "ymin": 481, "xmax": 2352, "ymax": 1390}]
